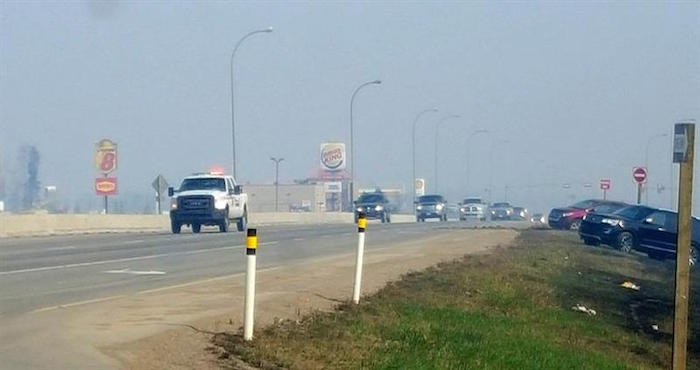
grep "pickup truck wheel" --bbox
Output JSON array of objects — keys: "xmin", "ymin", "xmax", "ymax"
[
  {"xmin": 690, "ymin": 245, "xmax": 698, "ymax": 268},
  {"xmin": 237, "ymin": 211, "xmax": 247, "ymax": 232},
  {"xmin": 617, "ymin": 232, "xmax": 634, "ymax": 253},
  {"xmin": 192, "ymin": 223, "xmax": 201, "ymax": 234},
  {"xmin": 381, "ymin": 214, "xmax": 387, "ymax": 223},
  {"xmin": 171, "ymin": 221, "xmax": 181, "ymax": 234},
  {"xmin": 219, "ymin": 214, "xmax": 230, "ymax": 233},
  {"xmin": 387, "ymin": 213, "xmax": 391, "ymax": 223}
]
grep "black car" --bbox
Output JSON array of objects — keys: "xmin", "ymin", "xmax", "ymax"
[
  {"xmin": 354, "ymin": 192, "xmax": 391, "ymax": 223},
  {"xmin": 416, "ymin": 194, "xmax": 448, "ymax": 222},
  {"xmin": 579, "ymin": 205, "xmax": 699, "ymax": 266},
  {"xmin": 490, "ymin": 202, "xmax": 514, "ymax": 220}
]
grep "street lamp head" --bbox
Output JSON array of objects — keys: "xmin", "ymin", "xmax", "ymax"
[
  {"xmin": 265, "ymin": 27, "xmax": 274, "ymax": 32},
  {"xmin": 372, "ymin": 80, "xmax": 382, "ymax": 85}
]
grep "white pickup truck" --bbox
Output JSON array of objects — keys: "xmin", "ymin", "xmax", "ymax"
[{"xmin": 168, "ymin": 173, "xmax": 248, "ymax": 234}]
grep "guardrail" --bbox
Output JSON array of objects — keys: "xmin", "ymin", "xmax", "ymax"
[{"xmin": 0, "ymin": 212, "xmax": 416, "ymax": 238}]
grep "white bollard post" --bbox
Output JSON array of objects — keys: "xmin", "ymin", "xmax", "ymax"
[
  {"xmin": 352, "ymin": 213, "xmax": 367, "ymax": 304},
  {"xmin": 243, "ymin": 228, "xmax": 257, "ymax": 341}
]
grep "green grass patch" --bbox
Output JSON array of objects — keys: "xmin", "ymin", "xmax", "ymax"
[{"xmin": 213, "ymin": 230, "xmax": 699, "ymax": 369}]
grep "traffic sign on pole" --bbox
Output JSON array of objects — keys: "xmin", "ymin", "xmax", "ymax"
[
  {"xmin": 600, "ymin": 179, "xmax": 611, "ymax": 190},
  {"xmin": 633, "ymin": 167, "xmax": 648, "ymax": 184}
]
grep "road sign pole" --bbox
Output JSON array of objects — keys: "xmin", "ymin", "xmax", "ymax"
[
  {"xmin": 672, "ymin": 122, "xmax": 694, "ymax": 370},
  {"xmin": 636, "ymin": 183, "xmax": 642, "ymax": 204}
]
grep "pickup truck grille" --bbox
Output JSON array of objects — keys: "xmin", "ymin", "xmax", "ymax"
[{"xmin": 179, "ymin": 196, "xmax": 213, "ymax": 211}]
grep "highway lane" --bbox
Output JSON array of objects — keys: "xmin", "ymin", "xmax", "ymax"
[{"xmin": 0, "ymin": 221, "xmax": 458, "ymax": 316}]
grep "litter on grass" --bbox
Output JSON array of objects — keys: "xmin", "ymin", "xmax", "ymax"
[
  {"xmin": 620, "ymin": 281, "xmax": 640, "ymax": 291},
  {"xmin": 572, "ymin": 304, "xmax": 597, "ymax": 316}
]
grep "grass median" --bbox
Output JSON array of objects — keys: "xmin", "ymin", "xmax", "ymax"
[{"xmin": 213, "ymin": 229, "xmax": 698, "ymax": 369}]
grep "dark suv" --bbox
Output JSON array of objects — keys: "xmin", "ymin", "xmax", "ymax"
[
  {"xmin": 416, "ymin": 195, "xmax": 448, "ymax": 222},
  {"xmin": 354, "ymin": 192, "xmax": 391, "ymax": 223},
  {"xmin": 579, "ymin": 205, "xmax": 699, "ymax": 266}
]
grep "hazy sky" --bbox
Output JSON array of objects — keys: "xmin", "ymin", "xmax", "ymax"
[{"xmin": 1, "ymin": 1, "xmax": 698, "ymax": 213}]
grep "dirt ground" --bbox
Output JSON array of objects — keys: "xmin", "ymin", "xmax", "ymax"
[{"xmin": 0, "ymin": 229, "xmax": 516, "ymax": 370}]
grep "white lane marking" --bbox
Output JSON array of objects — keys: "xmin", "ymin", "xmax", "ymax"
[
  {"xmin": 104, "ymin": 268, "xmax": 166, "ymax": 275},
  {"xmin": 122, "ymin": 239, "xmax": 145, "ymax": 245},
  {"xmin": 292, "ymin": 238, "xmax": 305, "ymax": 241},
  {"xmin": 31, "ymin": 294, "xmax": 127, "ymax": 313},
  {"xmin": 45, "ymin": 245, "xmax": 76, "ymax": 252},
  {"xmin": 0, "ymin": 243, "xmax": 263, "ymax": 276},
  {"xmin": 1, "ymin": 241, "xmax": 279, "ymax": 276}
]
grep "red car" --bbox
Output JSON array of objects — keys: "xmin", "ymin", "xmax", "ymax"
[{"xmin": 548, "ymin": 199, "xmax": 628, "ymax": 230}]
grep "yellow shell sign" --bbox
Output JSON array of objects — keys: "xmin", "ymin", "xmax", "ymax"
[{"xmin": 95, "ymin": 139, "xmax": 118, "ymax": 174}]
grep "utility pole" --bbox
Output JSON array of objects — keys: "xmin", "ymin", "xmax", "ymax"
[
  {"xmin": 672, "ymin": 121, "xmax": 695, "ymax": 370},
  {"xmin": 270, "ymin": 157, "xmax": 284, "ymax": 212}
]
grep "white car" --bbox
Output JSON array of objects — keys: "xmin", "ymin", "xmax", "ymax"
[
  {"xmin": 168, "ymin": 173, "xmax": 248, "ymax": 234},
  {"xmin": 459, "ymin": 197, "xmax": 488, "ymax": 221}
]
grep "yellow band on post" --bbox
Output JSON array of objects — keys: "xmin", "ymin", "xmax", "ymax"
[
  {"xmin": 246, "ymin": 236, "xmax": 258, "ymax": 249},
  {"xmin": 358, "ymin": 218, "xmax": 367, "ymax": 229}
]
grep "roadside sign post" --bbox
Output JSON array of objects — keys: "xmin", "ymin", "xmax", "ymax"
[
  {"xmin": 352, "ymin": 213, "xmax": 367, "ymax": 304},
  {"xmin": 243, "ymin": 228, "xmax": 258, "ymax": 341},
  {"xmin": 672, "ymin": 121, "xmax": 695, "ymax": 370},
  {"xmin": 95, "ymin": 139, "xmax": 118, "ymax": 214},
  {"xmin": 151, "ymin": 175, "xmax": 169, "ymax": 215},
  {"xmin": 632, "ymin": 167, "xmax": 647, "ymax": 204},
  {"xmin": 600, "ymin": 179, "xmax": 611, "ymax": 200}
]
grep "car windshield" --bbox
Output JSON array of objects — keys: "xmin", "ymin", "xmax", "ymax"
[
  {"xmin": 463, "ymin": 198, "xmax": 482, "ymax": 204},
  {"xmin": 570, "ymin": 200, "xmax": 599, "ymax": 209},
  {"xmin": 493, "ymin": 203, "xmax": 510, "ymax": 207},
  {"xmin": 357, "ymin": 193, "xmax": 384, "ymax": 203},
  {"xmin": 419, "ymin": 195, "xmax": 443, "ymax": 203},
  {"xmin": 613, "ymin": 206, "xmax": 655, "ymax": 220},
  {"xmin": 179, "ymin": 178, "xmax": 226, "ymax": 192}
]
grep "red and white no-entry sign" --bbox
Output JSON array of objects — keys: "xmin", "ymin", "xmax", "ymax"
[
  {"xmin": 633, "ymin": 167, "xmax": 647, "ymax": 184},
  {"xmin": 600, "ymin": 179, "xmax": 611, "ymax": 190}
]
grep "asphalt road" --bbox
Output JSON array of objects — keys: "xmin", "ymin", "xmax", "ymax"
[{"xmin": 0, "ymin": 220, "xmax": 478, "ymax": 317}]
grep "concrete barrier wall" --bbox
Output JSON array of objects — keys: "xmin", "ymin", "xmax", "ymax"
[{"xmin": 0, "ymin": 213, "xmax": 416, "ymax": 238}]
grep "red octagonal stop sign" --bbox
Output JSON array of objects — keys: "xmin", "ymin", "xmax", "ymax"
[{"xmin": 633, "ymin": 167, "xmax": 647, "ymax": 184}]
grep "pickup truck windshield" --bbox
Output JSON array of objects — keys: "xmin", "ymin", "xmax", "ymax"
[
  {"xmin": 463, "ymin": 198, "xmax": 482, "ymax": 204},
  {"xmin": 492, "ymin": 203, "xmax": 510, "ymax": 207},
  {"xmin": 357, "ymin": 194, "xmax": 384, "ymax": 203},
  {"xmin": 180, "ymin": 178, "xmax": 226, "ymax": 192}
]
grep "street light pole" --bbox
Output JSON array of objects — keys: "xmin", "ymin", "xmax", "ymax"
[
  {"xmin": 412, "ymin": 108, "xmax": 438, "ymax": 201},
  {"xmin": 465, "ymin": 129, "xmax": 489, "ymax": 194},
  {"xmin": 230, "ymin": 27, "xmax": 273, "ymax": 179},
  {"xmin": 270, "ymin": 157, "xmax": 284, "ymax": 212},
  {"xmin": 349, "ymin": 80, "xmax": 381, "ymax": 205},
  {"xmin": 434, "ymin": 114, "xmax": 460, "ymax": 193},
  {"xmin": 644, "ymin": 133, "xmax": 668, "ymax": 205}
]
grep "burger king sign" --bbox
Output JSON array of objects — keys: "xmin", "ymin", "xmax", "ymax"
[{"xmin": 320, "ymin": 143, "xmax": 346, "ymax": 171}]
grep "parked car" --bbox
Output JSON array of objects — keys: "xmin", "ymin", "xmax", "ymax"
[
  {"xmin": 490, "ymin": 202, "xmax": 514, "ymax": 220},
  {"xmin": 548, "ymin": 199, "xmax": 627, "ymax": 230},
  {"xmin": 354, "ymin": 192, "xmax": 392, "ymax": 223},
  {"xmin": 459, "ymin": 197, "xmax": 488, "ymax": 221},
  {"xmin": 579, "ymin": 205, "xmax": 699, "ymax": 266},
  {"xmin": 512, "ymin": 207, "xmax": 529, "ymax": 221},
  {"xmin": 416, "ymin": 194, "xmax": 448, "ymax": 222}
]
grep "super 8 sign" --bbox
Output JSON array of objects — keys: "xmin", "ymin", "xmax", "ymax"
[{"xmin": 95, "ymin": 139, "xmax": 118, "ymax": 174}]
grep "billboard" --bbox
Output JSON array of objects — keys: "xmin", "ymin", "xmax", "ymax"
[
  {"xmin": 95, "ymin": 177, "xmax": 118, "ymax": 196},
  {"xmin": 320, "ymin": 143, "xmax": 346, "ymax": 171}
]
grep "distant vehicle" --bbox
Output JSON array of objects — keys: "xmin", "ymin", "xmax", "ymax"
[
  {"xmin": 530, "ymin": 213, "xmax": 547, "ymax": 225},
  {"xmin": 490, "ymin": 202, "xmax": 514, "ymax": 220},
  {"xmin": 416, "ymin": 194, "xmax": 448, "ymax": 222},
  {"xmin": 579, "ymin": 205, "xmax": 699, "ymax": 267},
  {"xmin": 354, "ymin": 192, "xmax": 391, "ymax": 223},
  {"xmin": 548, "ymin": 199, "xmax": 627, "ymax": 230},
  {"xmin": 512, "ymin": 207, "xmax": 529, "ymax": 221},
  {"xmin": 459, "ymin": 197, "xmax": 488, "ymax": 221},
  {"xmin": 168, "ymin": 173, "xmax": 248, "ymax": 234}
]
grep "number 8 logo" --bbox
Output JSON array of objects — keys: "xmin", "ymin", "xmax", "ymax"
[{"xmin": 100, "ymin": 152, "xmax": 116, "ymax": 172}]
